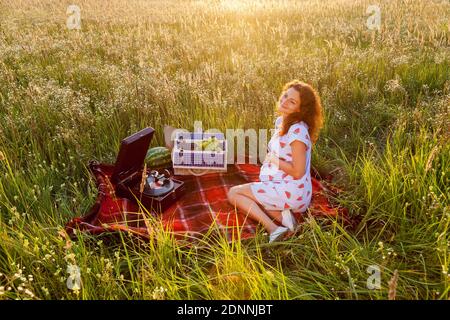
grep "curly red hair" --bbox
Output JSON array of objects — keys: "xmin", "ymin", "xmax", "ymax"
[{"xmin": 277, "ymin": 80, "xmax": 324, "ymax": 144}]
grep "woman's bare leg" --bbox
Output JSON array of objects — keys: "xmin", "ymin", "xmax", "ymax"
[
  {"xmin": 265, "ymin": 210, "xmax": 283, "ymax": 224},
  {"xmin": 227, "ymin": 184, "xmax": 279, "ymax": 234}
]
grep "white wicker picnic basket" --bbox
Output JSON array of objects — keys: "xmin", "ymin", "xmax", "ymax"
[{"xmin": 164, "ymin": 126, "xmax": 227, "ymax": 176}]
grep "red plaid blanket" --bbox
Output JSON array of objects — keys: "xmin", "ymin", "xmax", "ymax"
[{"xmin": 65, "ymin": 160, "xmax": 348, "ymax": 242}]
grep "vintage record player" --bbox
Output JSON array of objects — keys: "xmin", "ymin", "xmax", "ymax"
[{"xmin": 112, "ymin": 127, "xmax": 185, "ymax": 213}]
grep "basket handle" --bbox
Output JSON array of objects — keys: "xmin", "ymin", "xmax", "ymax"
[{"xmin": 188, "ymin": 168, "xmax": 209, "ymax": 176}]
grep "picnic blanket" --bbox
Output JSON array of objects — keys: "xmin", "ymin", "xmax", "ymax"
[{"xmin": 65, "ymin": 160, "xmax": 348, "ymax": 243}]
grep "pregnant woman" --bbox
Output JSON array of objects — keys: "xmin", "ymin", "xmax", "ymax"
[{"xmin": 227, "ymin": 80, "xmax": 324, "ymax": 243}]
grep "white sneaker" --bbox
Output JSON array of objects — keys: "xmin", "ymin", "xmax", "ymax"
[
  {"xmin": 269, "ymin": 226, "xmax": 289, "ymax": 243},
  {"xmin": 281, "ymin": 209, "xmax": 296, "ymax": 232}
]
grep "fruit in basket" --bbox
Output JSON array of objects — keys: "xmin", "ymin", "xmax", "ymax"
[
  {"xmin": 195, "ymin": 137, "xmax": 222, "ymax": 152},
  {"xmin": 146, "ymin": 146, "xmax": 172, "ymax": 168}
]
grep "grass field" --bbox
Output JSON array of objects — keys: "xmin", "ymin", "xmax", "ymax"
[{"xmin": 0, "ymin": 0, "xmax": 449, "ymax": 299}]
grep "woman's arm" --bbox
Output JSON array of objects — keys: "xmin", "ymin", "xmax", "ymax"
[{"xmin": 267, "ymin": 140, "xmax": 307, "ymax": 179}]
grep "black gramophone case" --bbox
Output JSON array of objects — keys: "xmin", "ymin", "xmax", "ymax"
[{"xmin": 111, "ymin": 127, "xmax": 185, "ymax": 213}]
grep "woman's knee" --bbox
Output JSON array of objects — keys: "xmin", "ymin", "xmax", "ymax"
[
  {"xmin": 228, "ymin": 185, "xmax": 246, "ymax": 202},
  {"xmin": 227, "ymin": 186, "xmax": 239, "ymax": 201}
]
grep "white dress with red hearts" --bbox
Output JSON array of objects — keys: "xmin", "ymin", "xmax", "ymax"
[{"xmin": 250, "ymin": 116, "xmax": 313, "ymax": 213}]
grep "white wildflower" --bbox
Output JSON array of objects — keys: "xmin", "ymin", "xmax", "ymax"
[{"xmin": 152, "ymin": 286, "xmax": 167, "ymax": 300}]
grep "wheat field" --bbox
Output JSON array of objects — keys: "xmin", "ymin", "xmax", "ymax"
[{"xmin": 0, "ymin": 0, "xmax": 449, "ymax": 300}]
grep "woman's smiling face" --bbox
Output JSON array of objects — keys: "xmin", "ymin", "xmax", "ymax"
[{"xmin": 278, "ymin": 87, "xmax": 300, "ymax": 115}]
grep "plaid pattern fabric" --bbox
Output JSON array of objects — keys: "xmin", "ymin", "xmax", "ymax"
[{"xmin": 65, "ymin": 160, "xmax": 348, "ymax": 242}]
